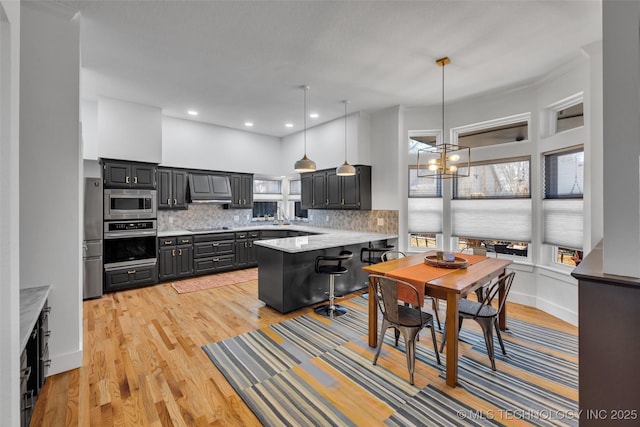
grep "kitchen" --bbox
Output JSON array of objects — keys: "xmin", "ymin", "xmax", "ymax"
[{"xmin": 3, "ymin": 1, "xmax": 640, "ymax": 426}]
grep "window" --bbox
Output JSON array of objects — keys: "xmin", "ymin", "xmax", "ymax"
[
  {"xmin": 457, "ymin": 238, "xmax": 529, "ymax": 258},
  {"xmin": 409, "ymin": 166, "xmax": 441, "ymax": 197},
  {"xmin": 544, "ymin": 147, "xmax": 584, "ymax": 198},
  {"xmin": 454, "ymin": 158, "xmax": 530, "ymax": 199},
  {"xmin": 556, "ymin": 247, "xmax": 582, "ymax": 267},
  {"xmin": 289, "ymin": 179, "xmax": 301, "ymax": 195},
  {"xmin": 252, "ymin": 201, "xmax": 278, "ymax": 219},
  {"xmin": 294, "ymin": 201, "xmax": 307, "ymax": 219},
  {"xmin": 555, "ymin": 102, "xmax": 583, "ymax": 134},
  {"xmin": 253, "ymin": 179, "xmax": 282, "ymax": 194},
  {"xmin": 409, "ymin": 233, "xmax": 437, "ymax": 250},
  {"xmin": 543, "ymin": 147, "xmax": 584, "ymax": 251},
  {"xmin": 457, "ymin": 120, "xmax": 528, "ymax": 148}
]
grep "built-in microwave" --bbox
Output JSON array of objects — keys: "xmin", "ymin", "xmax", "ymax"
[{"xmin": 104, "ymin": 189, "xmax": 156, "ymax": 220}]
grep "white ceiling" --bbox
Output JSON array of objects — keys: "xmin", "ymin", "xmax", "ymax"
[{"xmin": 65, "ymin": 0, "xmax": 601, "ymax": 138}]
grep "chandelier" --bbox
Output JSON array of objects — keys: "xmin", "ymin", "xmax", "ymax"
[{"xmin": 417, "ymin": 57, "xmax": 470, "ymax": 178}]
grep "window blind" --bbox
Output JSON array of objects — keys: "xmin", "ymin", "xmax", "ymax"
[
  {"xmin": 451, "ymin": 199, "xmax": 531, "ymax": 241},
  {"xmin": 542, "ymin": 199, "xmax": 583, "ymax": 249},
  {"xmin": 408, "ymin": 198, "xmax": 442, "ymax": 234}
]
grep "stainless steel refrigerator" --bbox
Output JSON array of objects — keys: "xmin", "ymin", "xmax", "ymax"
[{"xmin": 83, "ymin": 177, "xmax": 103, "ymax": 299}]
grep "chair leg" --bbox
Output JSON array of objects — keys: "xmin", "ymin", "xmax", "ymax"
[
  {"xmin": 439, "ymin": 317, "xmax": 464, "ymax": 353},
  {"xmin": 428, "ymin": 320, "xmax": 441, "ymax": 365},
  {"xmin": 431, "ymin": 298, "xmax": 442, "ymax": 330},
  {"xmin": 394, "ymin": 327, "xmax": 400, "ymax": 346},
  {"xmin": 373, "ymin": 319, "xmax": 390, "ymax": 365},
  {"xmin": 494, "ymin": 318, "xmax": 507, "ymax": 355},
  {"xmin": 477, "ymin": 318, "xmax": 497, "ymax": 371},
  {"xmin": 402, "ymin": 328, "xmax": 419, "ymax": 385}
]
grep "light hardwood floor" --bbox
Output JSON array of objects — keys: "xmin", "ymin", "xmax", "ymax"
[{"xmin": 30, "ymin": 277, "xmax": 578, "ymax": 426}]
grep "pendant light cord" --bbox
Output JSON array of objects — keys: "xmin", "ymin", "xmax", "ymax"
[
  {"xmin": 303, "ymin": 86, "xmax": 307, "ymax": 154},
  {"xmin": 441, "ymin": 62, "xmax": 445, "ymax": 145},
  {"xmin": 344, "ymin": 101, "xmax": 348, "ymax": 160}
]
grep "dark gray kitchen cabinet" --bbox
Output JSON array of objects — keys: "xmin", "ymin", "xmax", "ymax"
[
  {"xmin": 158, "ymin": 236, "xmax": 193, "ymax": 281},
  {"xmin": 235, "ymin": 231, "xmax": 260, "ymax": 268},
  {"xmin": 188, "ymin": 173, "xmax": 232, "ymax": 202},
  {"xmin": 193, "ymin": 233, "xmax": 235, "ymax": 275},
  {"xmin": 103, "ymin": 159, "xmax": 157, "ymax": 189},
  {"xmin": 158, "ymin": 168, "xmax": 188, "ymax": 209},
  {"xmin": 228, "ymin": 173, "xmax": 253, "ymax": 208},
  {"xmin": 104, "ymin": 264, "xmax": 158, "ymax": 292},
  {"xmin": 300, "ymin": 165, "xmax": 371, "ymax": 210}
]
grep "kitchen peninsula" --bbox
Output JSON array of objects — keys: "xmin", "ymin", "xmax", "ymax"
[{"xmin": 254, "ymin": 226, "xmax": 397, "ymax": 313}]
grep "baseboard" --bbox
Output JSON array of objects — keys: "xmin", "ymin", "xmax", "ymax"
[
  {"xmin": 508, "ymin": 291, "xmax": 537, "ymax": 307},
  {"xmin": 48, "ymin": 348, "xmax": 82, "ymax": 376},
  {"xmin": 536, "ymin": 297, "xmax": 578, "ymax": 326}
]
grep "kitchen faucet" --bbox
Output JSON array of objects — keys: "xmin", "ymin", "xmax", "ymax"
[{"xmin": 277, "ymin": 207, "xmax": 290, "ymax": 225}]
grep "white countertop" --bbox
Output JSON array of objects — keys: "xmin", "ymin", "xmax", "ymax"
[
  {"xmin": 158, "ymin": 225, "xmax": 397, "ymax": 253},
  {"xmin": 20, "ymin": 286, "xmax": 51, "ymax": 352}
]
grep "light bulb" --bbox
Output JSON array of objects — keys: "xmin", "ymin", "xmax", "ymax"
[
  {"xmin": 450, "ymin": 154, "xmax": 460, "ymax": 162},
  {"xmin": 428, "ymin": 164, "xmax": 438, "ymax": 171},
  {"xmin": 428, "ymin": 158, "xmax": 437, "ymax": 165},
  {"xmin": 448, "ymin": 165, "xmax": 458, "ymax": 172}
]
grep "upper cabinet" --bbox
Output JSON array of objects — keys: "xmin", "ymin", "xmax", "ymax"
[
  {"xmin": 228, "ymin": 173, "xmax": 253, "ymax": 209},
  {"xmin": 300, "ymin": 165, "xmax": 371, "ymax": 210},
  {"xmin": 103, "ymin": 159, "xmax": 157, "ymax": 189},
  {"xmin": 157, "ymin": 168, "xmax": 188, "ymax": 209}
]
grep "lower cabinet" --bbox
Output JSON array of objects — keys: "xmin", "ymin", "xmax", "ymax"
[
  {"xmin": 21, "ymin": 300, "xmax": 51, "ymax": 427},
  {"xmin": 104, "ymin": 264, "xmax": 158, "ymax": 292},
  {"xmin": 235, "ymin": 231, "xmax": 260, "ymax": 268},
  {"xmin": 193, "ymin": 233, "xmax": 235, "ymax": 275},
  {"xmin": 158, "ymin": 236, "xmax": 193, "ymax": 281}
]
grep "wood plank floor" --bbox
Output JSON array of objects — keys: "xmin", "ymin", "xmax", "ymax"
[{"xmin": 30, "ymin": 276, "xmax": 578, "ymax": 426}]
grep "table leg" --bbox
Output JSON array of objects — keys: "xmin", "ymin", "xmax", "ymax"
[
  {"xmin": 368, "ymin": 277, "xmax": 378, "ymax": 347},
  {"xmin": 445, "ymin": 292, "xmax": 460, "ymax": 387}
]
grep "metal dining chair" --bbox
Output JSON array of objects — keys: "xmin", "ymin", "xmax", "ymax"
[
  {"xmin": 381, "ymin": 250, "xmax": 442, "ymax": 330},
  {"xmin": 440, "ymin": 271, "xmax": 516, "ymax": 371},
  {"xmin": 370, "ymin": 274, "xmax": 441, "ymax": 385}
]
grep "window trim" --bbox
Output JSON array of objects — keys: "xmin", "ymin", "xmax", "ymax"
[{"xmin": 544, "ymin": 92, "xmax": 584, "ymax": 137}]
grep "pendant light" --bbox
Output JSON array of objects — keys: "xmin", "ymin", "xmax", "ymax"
[
  {"xmin": 336, "ymin": 100, "xmax": 356, "ymax": 176},
  {"xmin": 294, "ymin": 85, "xmax": 317, "ymax": 173},
  {"xmin": 417, "ymin": 57, "xmax": 470, "ymax": 178}
]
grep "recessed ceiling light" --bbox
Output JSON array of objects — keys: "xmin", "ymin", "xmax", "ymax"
[
  {"xmin": 244, "ymin": 122, "xmax": 254, "ymax": 127},
  {"xmin": 309, "ymin": 113, "xmax": 319, "ymax": 119},
  {"xmin": 285, "ymin": 123, "xmax": 294, "ymax": 128},
  {"xmin": 187, "ymin": 110, "xmax": 198, "ymax": 116}
]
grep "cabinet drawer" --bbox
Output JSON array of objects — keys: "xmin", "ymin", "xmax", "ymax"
[
  {"xmin": 176, "ymin": 235, "xmax": 193, "ymax": 245},
  {"xmin": 194, "ymin": 240, "xmax": 234, "ymax": 257},
  {"xmin": 104, "ymin": 264, "xmax": 158, "ymax": 292},
  {"xmin": 159, "ymin": 237, "xmax": 177, "ymax": 246},
  {"xmin": 193, "ymin": 232, "xmax": 235, "ymax": 243},
  {"xmin": 193, "ymin": 255, "xmax": 235, "ymax": 275},
  {"xmin": 235, "ymin": 232, "xmax": 248, "ymax": 240}
]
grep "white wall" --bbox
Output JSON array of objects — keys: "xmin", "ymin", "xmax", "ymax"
[
  {"xmin": 19, "ymin": 1, "xmax": 82, "ymax": 374},
  {"xmin": 280, "ymin": 113, "xmax": 362, "ymax": 174},
  {"xmin": 162, "ymin": 116, "xmax": 281, "ymax": 174},
  {"xmin": 0, "ymin": 1, "xmax": 20, "ymax": 423},
  {"xmin": 80, "ymin": 98, "xmax": 98, "ymax": 160},
  {"xmin": 98, "ymin": 96, "xmax": 162, "ymax": 163}
]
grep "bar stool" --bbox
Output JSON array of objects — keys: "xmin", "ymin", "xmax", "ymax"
[
  {"xmin": 360, "ymin": 246, "xmax": 394, "ymax": 266},
  {"xmin": 314, "ymin": 250, "xmax": 353, "ymax": 317}
]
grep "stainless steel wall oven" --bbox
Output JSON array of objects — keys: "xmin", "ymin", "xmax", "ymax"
[{"xmin": 103, "ymin": 220, "xmax": 157, "ymax": 269}]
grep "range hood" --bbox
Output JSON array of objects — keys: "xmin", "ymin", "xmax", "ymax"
[{"xmin": 188, "ymin": 173, "xmax": 233, "ymax": 203}]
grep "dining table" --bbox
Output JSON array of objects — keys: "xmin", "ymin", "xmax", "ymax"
[{"xmin": 362, "ymin": 251, "xmax": 512, "ymax": 387}]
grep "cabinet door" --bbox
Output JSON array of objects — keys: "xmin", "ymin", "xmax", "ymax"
[
  {"xmin": 300, "ymin": 174, "xmax": 314, "ymax": 210},
  {"xmin": 341, "ymin": 170, "xmax": 361, "ymax": 209},
  {"xmin": 247, "ymin": 239, "xmax": 259, "ymax": 265},
  {"xmin": 312, "ymin": 172, "xmax": 327, "ymax": 208},
  {"xmin": 240, "ymin": 174, "xmax": 253, "ymax": 206},
  {"xmin": 229, "ymin": 174, "xmax": 243, "ymax": 207},
  {"xmin": 158, "ymin": 246, "xmax": 176, "ymax": 280},
  {"xmin": 235, "ymin": 241, "xmax": 248, "ymax": 267},
  {"xmin": 326, "ymin": 170, "xmax": 342, "ymax": 208},
  {"xmin": 172, "ymin": 170, "xmax": 188, "ymax": 209},
  {"xmin": 157, "ymin": 168, "xmax": 172, "ymax": 209},
  {"xmin": 131, "ymin": 164, "xmax": 156, "ymax": 189},
  {"xmin": 103, "ymin": 161, "xmax": 131, "ymax": 188},
  {"xmin": 176, "ymin": 245, "xmax": 193, "ymax": 278}
]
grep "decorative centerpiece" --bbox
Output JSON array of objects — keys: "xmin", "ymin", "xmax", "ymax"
[{"xmin": 424, "ymin": 253, "xmax": 468, "ymax": 269}]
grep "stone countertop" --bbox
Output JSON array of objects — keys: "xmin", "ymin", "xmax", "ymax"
[
  {"xmin": 158, "ymin": 225, "xmax": 397, "ymax": 254},
  {"xmin": 20, "ymin": 286, "xmax": 51, "ymax": 352}
]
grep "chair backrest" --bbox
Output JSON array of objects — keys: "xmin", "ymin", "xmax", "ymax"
[
  {"xmin": 369, "ymin": 274, "xmax": 424, "ymax": 325},
  {"xmin": 472, "ymin": 247, "xmax": 487, "ymax": 256},
  {"xmin": 475, "ymin": 271, "xmax": 516, "ymax": 316},
  {"xmin": 360, "ymin": 246, "xmax": 394, "ymax": 264},
  {"xmin": 315, "ymin": 250, "xmax": 353, "ymax": 273},
  {"xmin": 381, "ymin": 250, "xmax": 406, "ymax": 262}
]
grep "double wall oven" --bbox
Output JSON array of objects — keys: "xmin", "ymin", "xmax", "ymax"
[{"xmin": 103, "ymin": 189, "xmax": 158, "ymax": 292}]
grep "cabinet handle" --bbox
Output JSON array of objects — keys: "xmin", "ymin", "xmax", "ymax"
[
  {"xmin": 126, "ymin": 176, "xmax": 130, "ymax": 184},
  {"xmin": 172, "ymin": 249, "xmax": 176, "ymax": 256},
  {"xmin": 181, "ymin": 239, "xmax": 189, "ymax": 244},
  {"xmin": 244, "ymin": 241, "xmax": 248, "ymax": 248},
  {"xmin": 174, "ymin": 198, "xmax": 177, "ymax": 205},
  {"xmin": 20, "ymin": 367, "xmax": 31, "ymax": 381},
  {"xmin": 41, "ymin": 331, "xmax": 51, "ymax": 339},
  {"xmin": 212, "ymin": 243, "xmax": 219, "ymax": 246},
  {"xmin": 178, "ymin": 249, "xmax": 182, "ymax": 256},
  {"xmin": 134, "ymin": 176, "xmax": 138, "ymax": 184},
  {"xmin": 44, "ymin": 359, "xmax": 52, "ymax": 368},
  {"xmin": 342, "ymin": 199, "xmax": 345, "ymax": 205},
  {"xmin": 127, "ymin": 269, "xmax": 136, "ymax": 274},
  {"xmin": 326, "ymin": 199, "xmax": 329, "ymax": 204},
  {"xmin": 249, "ymin": 242, "xmax": 253, "ymax": 247},
  {"xmin": 168, "ymin": 198, "xmax": 172, "ymax": 206},
  {"xmin": 213, "ymin": 257, "xmax": 219, "ymax": 262},
  {"xmin": 164, "ymin": 240, "xmax": 172, "ymax": 245}
]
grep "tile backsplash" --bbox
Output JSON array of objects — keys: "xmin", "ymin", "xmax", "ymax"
[{"xmin": 157, "ymin": 204, "xmax": 398, "ymax": 234}]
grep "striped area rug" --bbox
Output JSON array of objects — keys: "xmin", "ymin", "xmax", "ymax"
[{"xmin": 203, "ymin": 297, "xmax": 578, "ymax": 426}]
